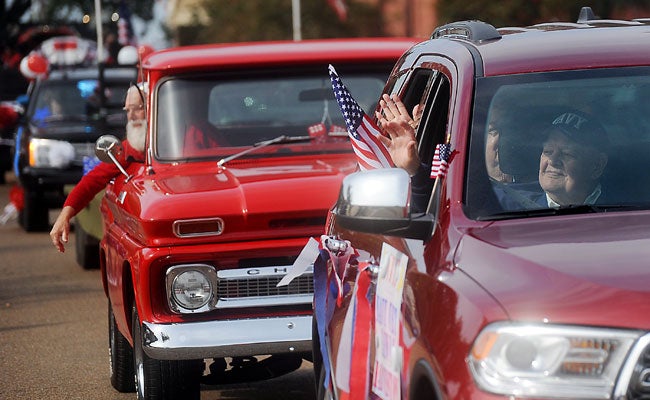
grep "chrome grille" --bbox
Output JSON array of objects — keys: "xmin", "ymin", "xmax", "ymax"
[
  {"xmin": 217, "ymin": 273, "xmax": 313, "ymax": 299},
  {"xmin": 214, "ymin": 265, "xmax": 314, "ymax": 309}
]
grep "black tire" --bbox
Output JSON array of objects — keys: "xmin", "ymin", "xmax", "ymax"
[
  {"xmin": 312, "ymin": 316, "xmax": 323, "ymax": 396},
  {"xmin": 19, "ymin": 190, "xmax": 49, "ymax": 232},
  {"xmin": 314, "ymin": 316, "xmax": 332, "ymax": 400},
  {"xmin": 75, "ymin": 224, "xmax": 100, "ymax": 269},
  {"xmin": 132, "ymin": 304, "xmax": 203, "ymax": 400},
  {"xmin": 109, "ymin": 302, "xmax": 136, "ymax": 392}
]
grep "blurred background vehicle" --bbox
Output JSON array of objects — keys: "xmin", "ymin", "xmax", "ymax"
[{"xmin": 12, "ymin": 36, "xmax": 137, "ymax": 232}]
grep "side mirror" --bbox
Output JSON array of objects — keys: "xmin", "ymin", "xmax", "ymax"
[
  {"xmin": 333, "ymin": 168, "xmax": 434, "ymax": 240},
  {"xmin": 95, "ymin": 135, "xmax": 130, "ymax": 179}
]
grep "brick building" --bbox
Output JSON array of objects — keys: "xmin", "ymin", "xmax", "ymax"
[
  {"xmin": 164, "ymin": 1, "xmax": 650, "ymax": 46},
  {"xmin": 378, "ymin": 0, "xmax": 438, "ymax": 39}
]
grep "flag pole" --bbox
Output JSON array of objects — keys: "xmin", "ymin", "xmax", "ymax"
[
  {"xmin": 94, "ymin": 0, "xmax": 104, "ymax": 63},
  {"xmin": 292, "ymin": 0, "xmax": 302, "ymax": 41}
]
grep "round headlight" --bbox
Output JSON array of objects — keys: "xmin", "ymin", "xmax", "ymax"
[{"xmin": 171, "ymin": 270, "xmax": 212, "ymax": 310}]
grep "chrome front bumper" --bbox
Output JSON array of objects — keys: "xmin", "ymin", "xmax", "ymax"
[{"xmin": 141, "ymin": 315, "xmax": 312, "ymax": 360}]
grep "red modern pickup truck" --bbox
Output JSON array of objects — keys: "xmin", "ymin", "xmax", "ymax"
[
  {"xmin": 314, "ymin": 8, "xmax": 650, "ymax": 400},
  {"xmin": 97, "ymin": 38, "xmax": 419, "ymax": 399}
]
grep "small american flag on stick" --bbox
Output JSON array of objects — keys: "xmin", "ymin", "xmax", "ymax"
[
  {"xmin": 430, "ymin": 143, "xmax": 451, "ymax": 179},
  {"xmin": 118, "ymin": 0, "xmax": 137, "ymax": 46}
]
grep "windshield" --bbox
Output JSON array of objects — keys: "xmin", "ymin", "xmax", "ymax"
[
  {"xmin": 464, "ymin": 66, "xmax": 650, "ymax": 220},
  {"xmin": 154, "ymin": 70, "xmax": 388, "ymax": 161},
  {"xmin": 29, "ymin": 79, "xmax": 129, "ymax": 124}
]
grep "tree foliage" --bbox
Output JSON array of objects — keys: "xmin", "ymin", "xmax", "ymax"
[
  {"xmin": 0, "ymin": 0, "xmax": 32, "ymax": 48},
  {"xmin": 180, "ymin": 0, "xmax": 382, "ymax": 45},
  {"xmin": 437, "ymin": 0, "xmax": 650, "ymax": 28},
  {"xmin": 0, "ymin": 0, "xmax": 156, "ymax": 67},
  {"xmin": 38, "ymin": 0, "xmax": 155, "ymax": 22}
]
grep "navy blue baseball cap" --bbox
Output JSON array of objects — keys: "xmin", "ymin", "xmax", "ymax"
[{"xmin": 547, "ymin": 110, "xmax": 609, "ymax": 152}]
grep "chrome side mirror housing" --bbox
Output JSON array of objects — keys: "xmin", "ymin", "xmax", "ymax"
[
  {"xmin": 95, "ymin": 135, "xmax": 130, "ymax": 179},
  {"xmin": 336, "ymin": 168, "xmax": 411, "ymax": 218},
  {"xmin": 333, "ymin": 168, "xmax": 434, "ymax": 240}
]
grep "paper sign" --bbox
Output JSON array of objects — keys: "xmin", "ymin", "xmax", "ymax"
[
  {"xmin": 372, "ymin": 243, "xmax": 408, "ymax": 400},
  {"xmin": 276, "ymin": 237, "xmax": 320, "ymax": 287}
]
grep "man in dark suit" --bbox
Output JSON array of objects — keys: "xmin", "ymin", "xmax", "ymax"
[
  {"xmin": 535, "ymin": 111, "xmax": 609, "ymax": 206},
  {"xmin": 496, "ymin": 110, "xmax": 610, "ymax": 210}
]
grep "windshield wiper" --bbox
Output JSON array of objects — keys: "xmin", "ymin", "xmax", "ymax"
[
  {"xmin": 217, "ymin": 135, "xmax": 312, "ymax": 167},
  {"xmin": 480, "ymin": 203, "xmax": 649, "ymax": 221}
]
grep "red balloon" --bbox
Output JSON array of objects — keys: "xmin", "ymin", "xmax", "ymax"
[
  {"xmin": 0, "ymin": 104, "xmax": 18, "ymax": 131},
  {"xmin": 27, "ymin": 54, "xmax": 48, "ymax": 74},
  {"xmin": 9, "ymin": 184, "xmax": 24, "ymax": 212},
  {"xmin": 19, "ymin": 53, "xmax": 48, "ymax": 79}
]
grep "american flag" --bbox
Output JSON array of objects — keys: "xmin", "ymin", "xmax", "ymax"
[
  {"xmin": 118, "ymin": 1, "xmax": 137, "ymax": 46},
  {"xmin": 327, "ymin": 0, "xmax": 347, "ymax": 21},
  {"xmin": 328, "ymin": 65, "xmax": 394, "ymax": 170},
  {"xmin": 430, "ymin": 143, "xmax": 451, "ymax": 179}
]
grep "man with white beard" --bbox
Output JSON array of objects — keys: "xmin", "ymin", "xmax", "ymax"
[{"xmin": 50, "ymin": 84, "xmax": 147, "ymax": 253}]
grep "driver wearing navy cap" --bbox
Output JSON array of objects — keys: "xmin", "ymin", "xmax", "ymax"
[{"xmin": 537, "ymin": 110, "xmax": 609, "ymax": 207}]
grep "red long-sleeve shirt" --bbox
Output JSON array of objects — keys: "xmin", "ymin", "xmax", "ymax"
[{"xmin": 63, "ymin": 140, "xmax": 144, "ymax": 213}]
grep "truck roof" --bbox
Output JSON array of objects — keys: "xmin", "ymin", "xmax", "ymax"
[
  {"xmin": 423, "ymin": 18, "xmax": 650, "ymax": 77},
  {"xmin": 142, "ymin": 37, "xmax": 421, "ymax": 73}
]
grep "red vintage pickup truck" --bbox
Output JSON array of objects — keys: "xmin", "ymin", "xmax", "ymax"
[{"xmin": 97, "ymin": 38, "xmax": 419, "ymax": 400}]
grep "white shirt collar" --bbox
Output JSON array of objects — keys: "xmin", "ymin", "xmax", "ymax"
[{"xmin": 546, "ymin": 184, "xmax": 602, "ymax": 208}]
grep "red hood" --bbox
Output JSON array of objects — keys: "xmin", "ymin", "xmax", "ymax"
[
  {"xmin": 455, "ymin": 211, "xmax": 650, "ymax": 330},
  {"xmin": 113, "ymin": 154, "xmax": 356, "ymax": 246},
  {"xmin": 143, "ymin": 157, "xmax": 356, "ymax": 217}
]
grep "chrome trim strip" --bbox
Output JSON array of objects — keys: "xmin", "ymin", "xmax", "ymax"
[
  {"xmin": 218, "ymin": 264, "xmax": 312, "ymax": 279},
  {"xmin": 141, "ymin": 315, "xmax": 312, "ymax": 360},
  {"xmin": 216, "ymin": 294, "xmax": 313, "ymax": 309},
  {"xmin": 613, "ymin": 332, "xmax": 650, "ymax": 399}
]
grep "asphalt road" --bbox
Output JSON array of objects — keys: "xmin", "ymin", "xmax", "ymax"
[{"xmin": 0, "ymin": 175, "xmax": 316, "ymax": 400}]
